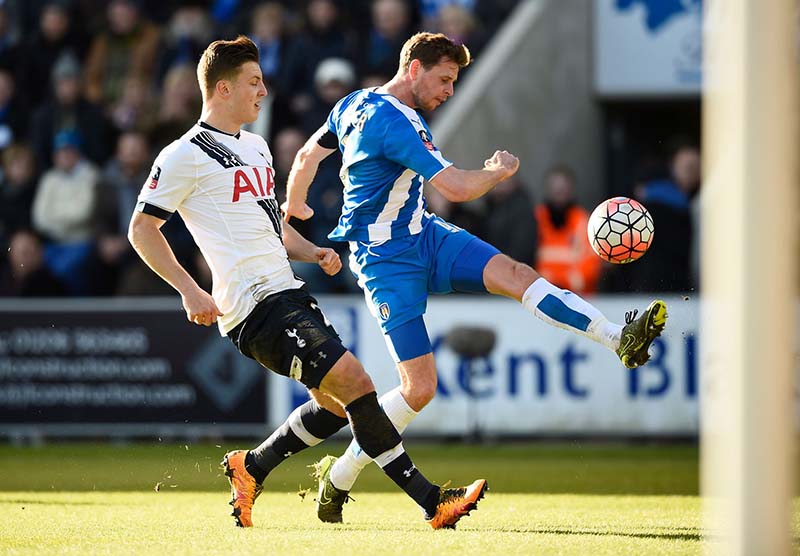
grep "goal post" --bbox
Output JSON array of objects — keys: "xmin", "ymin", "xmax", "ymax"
[{"xmin": 702, "ymin": 0, "xmax": 799, "ymax": 554}]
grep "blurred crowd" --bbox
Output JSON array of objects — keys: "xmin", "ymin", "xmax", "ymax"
[
  {"xmin": 0, "ymin": 0, "xmax": 516, "ymax": 297},
  {"xmin": 0, "ymin": 0, "xmax": 698, "ymax": 299}
]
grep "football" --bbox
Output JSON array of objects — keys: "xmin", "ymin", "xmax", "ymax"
[{"xmin": 587, "ymin": 197, "xmax": 654, "ymax": 264}]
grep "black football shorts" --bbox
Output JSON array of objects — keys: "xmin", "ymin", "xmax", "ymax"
[{"xmin": 228, "ymin": 288, "xmax": 347, "ymax": 390}]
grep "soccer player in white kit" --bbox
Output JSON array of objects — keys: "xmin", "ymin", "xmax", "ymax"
[{"xmin": 128, "ymin": 36, "xmax": 486, "ymax": 529}]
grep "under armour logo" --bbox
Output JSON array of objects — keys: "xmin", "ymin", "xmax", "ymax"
[
  {"xmin": 284, "ymin": 451, "xmax": 293, "ymax": 457},
  {"xmin": 309, "ymin": 351, "xmax": 328, "ymax": 368},
  {"xmin": 403, "ymin": 465, "xmax": 416, "ymax": 478},
  {"xmin": 223, "ymin": 156, "xmax": 236, "ymax": 167},
  {"xmin": 285, "ymin": 328, "xmax": 306, "ymax": 348}
]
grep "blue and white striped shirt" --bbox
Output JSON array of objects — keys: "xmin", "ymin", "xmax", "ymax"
[{"xmin": 326, "ymin": 88, "xmax": 452, "ymax": 243}]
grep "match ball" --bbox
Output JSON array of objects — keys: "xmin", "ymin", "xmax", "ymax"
[{"xmin": 587, "ymin": 197, "xmax": 654, "ymax": 264}]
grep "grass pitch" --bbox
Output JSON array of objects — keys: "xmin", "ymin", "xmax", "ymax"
[{"xmin": 0, "ymin": 441, "xmax": 781, "ymax": 555}]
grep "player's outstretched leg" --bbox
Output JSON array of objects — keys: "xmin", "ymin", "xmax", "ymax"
[
  {"xmin": 521, "ymin": 277, "xmax": 669, "ymax": 368},
  {"xmin": 483, "ymin": 255, "xmax": 668, "ymax": 368},
  {"xmin": 221, "ymin": 398, "xmax": 348, "ymax": 527},
  {"xmin": 221, "ymin": 450, "xmax": 263, "ymax": 527},
  {"xmin": 615, "ymin": 299, "xmax": 668, "ymax": 368}
]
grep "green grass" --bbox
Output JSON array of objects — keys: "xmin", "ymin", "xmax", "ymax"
[
  {"xmin": 0, "ymin": 442, "xmax": 700, "ymax": 494},
  {"xmin": 0, "ymin": 492, "xmax": 702, "ymax": 555},
  {"xmin": 0, "ymin": 441, "xmax": 771, "ymax": 555}
]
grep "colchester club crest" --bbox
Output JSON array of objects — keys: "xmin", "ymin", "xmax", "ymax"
[{"xmin": 378, "ymin": 302, "xmax": 390, "ymax": 320}]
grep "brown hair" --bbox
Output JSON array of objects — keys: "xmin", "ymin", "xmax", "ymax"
[
  {"xmin": 197, "ymin": 35, "xmax": 259, "ymax": 98},
  {"xmin": 399, "ymin": 32, "xmax": 471, "ymax": 73},
  {"xmin": 546, "ymin": 164, "xmax": 576, "ymax": 185}
]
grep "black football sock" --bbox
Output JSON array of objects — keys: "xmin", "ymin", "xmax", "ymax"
[
  {"xmin": 247, "ymin": 399, "xmax": 348, "ymax": 484},
  {"xmin": 345, "ymin": 392, "xmax": 440, "ymax": 517}
]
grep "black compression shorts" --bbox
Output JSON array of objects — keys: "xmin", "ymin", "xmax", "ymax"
[{"xmin": 228, "ymin": 288, "xmax": 347, "ymax": 390}]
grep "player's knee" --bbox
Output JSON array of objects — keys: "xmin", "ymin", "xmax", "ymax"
[
  {"xmin": 486, "ymin": 255, "xmax": 540, "ymax": 299},
  {"xmin": 349, "ymin": 369, "xmax": 375, "ymax": 398},
  {"xmin": 309, "ymin": 389, "xmax": 348, "ymax": 418},
  {"xmin": 338, "ymin": 353, "xmax": 375, "ymax": 394},
  {"xmin": 320, "ymin": 351, "xmax": 375, "ymax": 403},
  {"xmin": 510, "ymin": 259, "xmax": 539, "ymax": 285}
]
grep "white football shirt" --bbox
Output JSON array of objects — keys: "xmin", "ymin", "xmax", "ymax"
[{"xmin": 136, "ymin": 121, "xmax": 304, "ymax": 334}]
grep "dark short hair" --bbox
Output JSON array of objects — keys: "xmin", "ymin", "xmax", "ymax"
[
  {"xmin": 399, "ymin": 32, "xmax": 471, "ymax": 73},
  {"xmin": 197, "ymin": 35, "xmax": 259, "ymax": 98},
  {"xmin": 546, "ymin": 164, "xmax": 576, "ymax": 185}
]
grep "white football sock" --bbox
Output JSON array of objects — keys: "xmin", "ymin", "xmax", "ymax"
[
  {"xmin": 330, "ymin": 387, "xmax": 418, "ymax": 491},
  {"xmin": 522, "ymin": 278, "xmax": 622, "ymax": 352}
]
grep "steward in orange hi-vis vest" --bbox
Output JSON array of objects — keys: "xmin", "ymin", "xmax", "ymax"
[{"xmin": 534, "ymin": 203, "xmax": 601, "ymax": 295}]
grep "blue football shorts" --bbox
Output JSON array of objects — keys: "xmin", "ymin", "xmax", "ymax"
[{"xmin": 348, "ymin": 214, "xmax": 500, "ymax": 362}]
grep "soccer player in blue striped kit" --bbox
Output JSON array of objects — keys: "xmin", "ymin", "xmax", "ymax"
[{"xmin": 282, "ymin": 32, "xmax": 669, "ymax": 523}]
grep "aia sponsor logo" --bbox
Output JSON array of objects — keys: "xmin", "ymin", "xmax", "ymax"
[
  {"xmin": 148, "ymin": 166, "xmax": 161, "ymax": 189},
  {"xmin": 418, "ymin": 130, "xmax": 434, "ymax": 151},
  {"xmin": 232, "ymin": 166, "xmax": 276, "ymax": 202}
]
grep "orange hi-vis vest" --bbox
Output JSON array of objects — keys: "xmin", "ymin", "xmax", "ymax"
[{"xmin": 534, "ymin": 204, "xmax": 601, "ymax": 295}]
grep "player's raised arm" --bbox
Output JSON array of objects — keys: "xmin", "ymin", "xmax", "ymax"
[
  {"xmin": 128, "ymin": 211, "xmax": 222, "ymax": 326},
  {"xmin": 282, "ymin": 221, "xmax": 342, "ymax": 276},
  {"xmin": 429, "ymin": 150, "xmax": 520, "ymax": 203},
  {"xmin": 283, "ymin": 125, "xmax": 337, "ymax": 222}
]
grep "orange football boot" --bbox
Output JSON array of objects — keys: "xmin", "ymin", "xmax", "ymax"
[
  {"xmin": 221, "ymin": 450, "xmax": 263, "ymax": 527},
  {"xmin": 427, "ymin": 479, "xmax": 487, "ymax": 530}
]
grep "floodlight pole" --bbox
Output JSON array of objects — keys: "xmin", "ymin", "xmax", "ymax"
[{"xmin": 702, "ymin": 1, "xmax": 798, "ymax": 555}]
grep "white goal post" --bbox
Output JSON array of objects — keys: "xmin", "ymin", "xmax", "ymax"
[{"xmin": 702, "ymin": 1, "xmax": 798, "ymax": 554}]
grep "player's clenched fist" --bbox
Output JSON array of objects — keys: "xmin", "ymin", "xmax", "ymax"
[
  {"xmin": 484, "ymin": 150, "xmax": 520, "ymax": 180},
  {"xmin": 281, "ymin": 200, "xmax": 314, "ymax": 222},
  {"xmin": 316, "ymin": 247, "xmax": 342, "ymax": 276},
  {"xmin": 182, "ymin": 288, "xmax": 224, "ymax": 327}
]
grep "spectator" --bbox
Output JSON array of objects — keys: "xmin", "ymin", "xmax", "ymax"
[
  {"xmin": 273, "ymin": 126, "xmax": 307, "ymax": 191},
  {"xmin": 0, "ymin": 68, "xmax": 28, "ymax": 152},
  {"xmin": 16, "ymin": 1, "xmax": 89, "ymax": 108},
  {"xmin": 631, "ymin": 143, "xmax": 700, "ymax": 292},
  {"xmin": 29, "ymin": 52, "xmax": 115, "ymax": 169},
  {"xmin": 248, "ymin": 2, "xmax": 304, "ymax": 135},
  {"xmin": 93, "ymin": 130, "xmax": 151, "ymax": 294},
  {"xmin": 0, "ymin": 229, "xmax": 67, "ymax": 297},
  {"xmin": 84, "ymin": 0, "xmax": 161, "ymax": 106},
  {"xmin": 534, "ymin": 165, "xmax": 601, "ymax": 295},
  {"xmin": 109, "ymin": 76, "xmax": 158, "ymax": 133},
  {"xmin": 249, "ymin": 2, "xmax": 303, "ymax": 97},
  {"xmin": 358, "ymin": 0, "xmax": 414, "ymax": 77},
  {"xmin": 155, "ymin": 4, "xmax": 213, "ymax": 86},
  {"xmin": 0, "ymin": 144, "xmax": 38, "ymax": 247},
  {"xmin": 31, "ymin": 129, "xmax": 100, "ymax": 295},
  {"xmin": 147, "ymin": 64, "xmax": 201, "ymax": 152},
  {"xmin": 433, "ymin": 4, "xmax": 486, "ymax": 58},
  {"xmin": 474, "ymin": 174, "xmax": 538, "ymax": 266},
  {"xmin": 294, "ymin": 0, "xmax": 358, "ymax": 86},
  {"xmin": 301, "ymin": 57, "xmax": 356, "ymax": 135}
]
